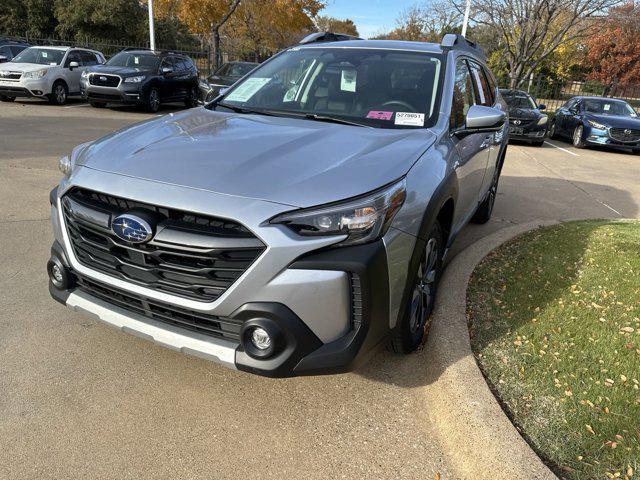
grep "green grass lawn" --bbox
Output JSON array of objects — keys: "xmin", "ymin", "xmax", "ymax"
[{"xmin": 467, "ymin": 220, "xmax": 640, "ymax": 480}]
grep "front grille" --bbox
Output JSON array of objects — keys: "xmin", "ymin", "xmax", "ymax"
[
  {"xmin": 89, "ymin": 74, "xmax": 121, "ymax": 87},
  {"xmin": 0, "ymin": 71, "xmax": 22, "ymax": 81},
  {"xmin": 62, "ymin": 187, "xmax": 265, "ymax": 302},
  {"xmin": 87, "ymin": 92, "xmax": 121, "ymax": 101},
  {"xmin": 609, "ymin": 128, "xmax": 640, "ymax": 143},
  {"xmin": 76, "ymin": 275, "xmax": 242, "ymax": 342},
  {"xmin": 509, "ymin": 118, "xmax": 536, "ymax": 128}
]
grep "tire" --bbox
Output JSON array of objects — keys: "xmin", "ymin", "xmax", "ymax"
[
  {"xmin": 184, "ymin": 86, "xmax": 199, "ymax": 108},
  {"xmin": 389, "ymin": 221, "xmax": 444, "ymax": 354},
  {"xmin": 144, "ymin": 87, "xmax": 161, "ymax": 113},
  {"xmin": 548, "ymin": 120, "xmax": 558, "ymax": 139},
  {"xmin": 532, "ymin": 140, "xmax": 544, "ymax": 147},
  {"xmin": 48, "ymin": 81, "xmax": 68, "ymax": 105},
  {"xmin": 472, "ymin": 168, "xmax": 500, "ymax": 224},
  {"xmin": 0, "ymin": 95, "xmax": 15, "ymax": 102},
  {"xmin": 89, "ymin": 101, "xmax": 106, "ymax": 108},
  {"xmin": 572, "ymin": 125, "xmax": 585, "ymax": 148}
]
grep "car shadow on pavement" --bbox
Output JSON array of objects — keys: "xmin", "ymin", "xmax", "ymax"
[{"xmin": 354, "ymin": 175, "xmax": 637, "ymax": 388}]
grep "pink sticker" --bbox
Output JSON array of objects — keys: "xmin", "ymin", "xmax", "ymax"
[{"xmin": 366, "ymin": 110, "xmax": 393, "ymax": 120}]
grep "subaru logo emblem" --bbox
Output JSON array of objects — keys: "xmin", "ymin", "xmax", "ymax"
[
  {"xmin": 624, "ymin": 129, "xmax": 632, "ymax": 135},
  {"xmin": 513, "ymin": 119, "xmax": 521, "ymax": 125},
  {"xmin": 99, "ymin": 76, "xmax": 107, "ymax": 81},
  {"xmin": 111, "ymin": 214, "xmax": 153, "ymax": 243}
]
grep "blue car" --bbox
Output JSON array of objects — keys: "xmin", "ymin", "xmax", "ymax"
[{"xmin": 549, "ymin": 96, "xmax": 640, "ymax": 153}]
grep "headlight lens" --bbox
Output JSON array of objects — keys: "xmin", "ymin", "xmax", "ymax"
[
  {"xmin": 124, "ymin": 75, "xmax": 145, "ymax": 83},
  {"xmin": 23, "ymin": 69, "xmax": 48, "ymax": 79},
  {"xmin": 537, "ymin": 115, "xmax": 548, "ymax": 126},
  {"xmin": 271, "ymin": 179, "xmax": 406, "ymax": 246},
  {"xmin": 587, "ymin": 119, "xmax": 607, "ymax": 130},
  {"xmin": 58, "ymin": 155, "xmax": 72, "ymax": 177}
]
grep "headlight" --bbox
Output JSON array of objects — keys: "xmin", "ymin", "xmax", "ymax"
[
  {"xmin": 58, "ymin": 155, "xmax": 72, "ymax": 177},
  {"xmin": 270, "ymin": 179, "xmax": 406, "ymax": 246},
  {"xmin": 587, "ymin": 119, "xmax": 607, "ymax": 130},
  {"xmin": 23, "ymin": 69, "xmax": 48, "ymax": 79},
  {"xmin": 124, "ymin": 75, "xmax": 145, "ymax": 83},
  {"xmin": 537, "ymin": 116, "xmax": 548, "ymax": 126}
]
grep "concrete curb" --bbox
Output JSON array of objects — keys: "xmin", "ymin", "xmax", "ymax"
[{"xmin": 421, "ymin": 220, "xmax": 560, "ymax": 480}]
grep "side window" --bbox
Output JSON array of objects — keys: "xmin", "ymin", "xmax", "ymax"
[
  {"xmin": 64, "ymin": 51, "xmax": 82, "ymax": 67},
  {"xmin": 80, "ymin": 51, "xmax": 97, "ymax": 66},
  {"xmin": 469, "ymin": 61, "xmax": 492, "ymax": 106},
  {"xmin": 174, "ymin": 57, "xmax": 187, "ymax": 72},
  {"xmin": 0, "ymin": 46, "xmax": 11, "ymax": 58},
  {"xmin": 450, "ymin": 60, "xmax": 476, "ymax": 130},
  {"xmin": 161, "ymin": 57, "xmax": 174, "ymax": 71},
  {"xmin": 10, "ymin": 45, "xmax": 26, "ymax": 57},
  {"xmin": 481, "ymin": 66, "xmax": 496, "ymax": 105},
  {"xmin": 564, "ymin": 99, "xmax": 576, "ymax": 111}
]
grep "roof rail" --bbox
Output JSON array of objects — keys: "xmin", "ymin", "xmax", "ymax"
[
  {"xmin": 298, "ymin": 32, "xmax": 362, "ymax": 45},
  {"xmin": 441, "ymin": 33, "xmax": 485, "ymax": 59}
]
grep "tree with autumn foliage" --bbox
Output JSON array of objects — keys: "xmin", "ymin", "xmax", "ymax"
[
  {"xmin": 586, "ymin": 2, "xmax": 640, "ymax": 92},
  {"xmin": 315, "ymin": 15, "xmax": 358, "ymax": 37}
]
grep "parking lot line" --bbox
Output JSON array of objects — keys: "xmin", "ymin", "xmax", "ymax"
[
  {"xmin": 543, "ymin": 140, "xmax": 580, "ymax": 157},
  {"xmin": 63, "ymin": 103, "xmax": 90, "ymax": 109}
]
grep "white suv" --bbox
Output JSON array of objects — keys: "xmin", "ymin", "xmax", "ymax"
[{"xmin": 0, "ymin": 46, "xmax": 105, "ymax": 105}]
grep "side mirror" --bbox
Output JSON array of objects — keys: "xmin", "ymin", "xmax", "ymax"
[
  {"xmin": 161, "ymin": 67, "xmax": 173, "ymax": 75},
  {"xmin": 69, "ymin": 61, "xmax": 79, "ymax": 70},
  {"xmin": 456, "ymin": 105, "xmax": 506, "ymax": 137},
  {"xmin": 538, "ymin": 104, "xmax": 546, "ymax": 111},
  {"xmin": 0, "ymin": 55, "xmax": 8, "ymax": 63}
]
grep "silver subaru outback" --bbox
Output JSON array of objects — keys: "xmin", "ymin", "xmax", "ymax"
[{"xmin": 48, "ymin": 33, "xmax": 508, "ymax": 377}]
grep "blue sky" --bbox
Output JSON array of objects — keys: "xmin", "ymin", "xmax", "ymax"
[{"xmin": 321, "ymin": 0, "xmax": 420, "ymax": 39}]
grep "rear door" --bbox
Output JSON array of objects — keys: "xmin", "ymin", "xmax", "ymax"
[
  {"xmin": 159, "ymin": 56, "xmax": 176, "ymax": 100},
  {"xmin": 450, "ymin": 58, "xmax": 492, "ymax": 227}
]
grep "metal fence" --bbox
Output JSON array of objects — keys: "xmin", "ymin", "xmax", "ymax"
[
  {"xmin": 503, "ymin": 77, "xmax": 640, "ymax": 114},
  {"xmin": 2, "ymin": 34, "xmax": 213, "ymax": 76}
]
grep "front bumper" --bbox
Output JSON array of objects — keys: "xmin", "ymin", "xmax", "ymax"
[
  {"xmin": 81, "ymin": 78, "xmax": 144, "ymax": 105},
  {"xmin": 0, "ymin": 78, "xmax": 51, "ymax": 97},
  {"xmin": 48, "ymin": 171, "xmax": 402, "ymax": 377},
  {"xmin": 585, "ymin": 128, "xmax": 640, "ymax": 148},
  {"xmin": 508, "ymin": 123, "xmax": 547, "ymax": 142}
]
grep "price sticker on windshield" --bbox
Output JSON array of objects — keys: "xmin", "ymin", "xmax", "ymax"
[
  {"xmin": 395, "ymin": 112, "xmax": 425, "ymax": 126},
  {"xmin": 226, "ymin": 78, "xmax": 271, "ymax": 102}
]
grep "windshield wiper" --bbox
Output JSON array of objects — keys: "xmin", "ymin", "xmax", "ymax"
[
  {"xmin": 303, "ymin": 114, "xmax": 372, "ymax": 128},
  {"xmin": 215, "ymin": 102, "xmax": 280, "ymax": 117}
]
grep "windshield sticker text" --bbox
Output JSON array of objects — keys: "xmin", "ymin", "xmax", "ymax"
[
  {"xmin": 226, "ymin": 77, "xmax": 271, "ymax": 103},
  {"xmin": 395, "ymin": 112, "xmax": 425, "ymax": 126}
]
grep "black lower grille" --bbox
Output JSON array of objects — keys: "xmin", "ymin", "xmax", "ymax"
[
  {"xmin": 76, "ymin": 275, "xmax": 242, "ymax": 342},
  {"xmin": 609, "ymin": 128, "xmax": 640, "ymax": 143},
  {"xmin": 349, "ymin": 273, "xmax": 362, "ymax": 329},
  {"xmin": 62, "ymin": 188, "xmax": 265, "ymax": 302},
  {"xmin": 87, "ymin": 92, "xmax": 122, "ymax": 101}
]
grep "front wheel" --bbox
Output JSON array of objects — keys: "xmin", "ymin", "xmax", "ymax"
[
  {"xmin": 548, "ymin": 120, "xmax": 558, "ymax": 139},
  {"xmin": 389, "ymin": 221, "xmax": 444, "ymax": 353},
  {"xmin": 48, "ymin": 81, "xmax": 68, "ymax": 105},
  {"xmin": 144, "ymin": 87, "xmax": 161, "ymax": 113},
  {"xmin": 0, "ymin": 95, "xmax": 15, "ymax": 102},
  {"xmin": 184, "ymin": 86, "xmax": 199, "ymax": 108},
  {"xmin": 573, "ymin": 125, "xmax": 585, "ymax": 148}
]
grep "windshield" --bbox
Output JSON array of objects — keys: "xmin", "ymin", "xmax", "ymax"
[
  {"xmin": 215, "ymin": 63, "xmax": 257, "ymax": 77},
  {"xmin": 582, "ymin": 99, "xmax": 637, "ymax": 117},
  {"xmin": 12, "ymin": 47, "xmax": 65, "ymax": 65},
  {"xmin": 502, "ymin": 92, "xmax": 536, "ymax": 109},
  {"xmin": 214, "ymin": 47, "xmax": 443, "ymax": 129},
  {"xmin": 106, "ymin": 52, "xmax": 160, "ymax": 70}
]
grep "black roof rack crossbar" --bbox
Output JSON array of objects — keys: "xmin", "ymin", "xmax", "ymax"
[
  {"xmin": 298, "ymin": 32, "xmax": 362, "ymax": 45},
  {"xmin": 441, "ymin": 33, "xmax": 485, "ymax": 59}
]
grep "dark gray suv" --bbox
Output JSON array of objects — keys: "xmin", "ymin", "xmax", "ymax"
[{"xmin": 48, "ymin": 33, "xmax": 508, "ymax": 377}]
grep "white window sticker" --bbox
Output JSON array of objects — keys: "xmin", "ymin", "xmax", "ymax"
[
  {"xmin": 225, "ymin": 77, "xmax": 271, "ymax": 102},
  {"xmin": 603, "ymin": 104, "xmax": 611, "ymax": 111},
  {"xmin": 340, "ymin": 69, "xmax": 357, "ymax": 92},
  {"xmin": 42, "ymin": 51, "xmax": 48, "ymax": 58},
  {"xmin": 395, "ymin": 112, "xmax": 425, "ymax": 126},
  {"xmin": 134, "ymin": 57, "xmax": 139, "ymax": 64}
]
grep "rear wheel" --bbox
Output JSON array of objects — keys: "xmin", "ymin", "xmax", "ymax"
[
  {"xmin": 144, "ymin": 87, "xmax": 161, "ymax": 113},
  {"xmin": 572, "ymin": 125, "xmax": 586, "ymax": 148},
  {"xmin": 389, "ymin": 221, "xmax": 444, "ymax": 353},
  {"xmin": 89, "ymin": 101, "xmax": 106, "ymax": 108},
  {"xmin": 0, "ymin": 95, "xmax": 15, "ymax": 102},
  {"xmin": 48, "ymin": 81, "xmax": 68, "ymax": 105}
]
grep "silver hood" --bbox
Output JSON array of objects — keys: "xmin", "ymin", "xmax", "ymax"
[{"xmin": 77, "ymin": 107, "xmax": 436, "ymax": 208}]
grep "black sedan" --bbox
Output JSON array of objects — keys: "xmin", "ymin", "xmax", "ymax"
[
  {"xmin": 199, "ymin": 61, "xmax": 259, "ymax": 103},
  {"xmin": 549, "ymin": 96, "xmax": 640, "ymax": 152},
  {"xmin": 500, "ymin": 89, "xmax": 548, "ymax": 146}
]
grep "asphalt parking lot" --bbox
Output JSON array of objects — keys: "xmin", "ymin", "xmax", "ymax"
[{"xmin": 1, "ymin": 99, "xmax": 639, "ymax": 479}]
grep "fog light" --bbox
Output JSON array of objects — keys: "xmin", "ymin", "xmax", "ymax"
[
  {"xmin": 51, "ymin": 263, "xmax": 63, "ymax": 283},
  {"xmin": 47, "ymin": 257, "xmax": 71, "ymax": 290},
  {"xmin": 251, "ymin": 327, "xmax": 272, "ymax": 350}
]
